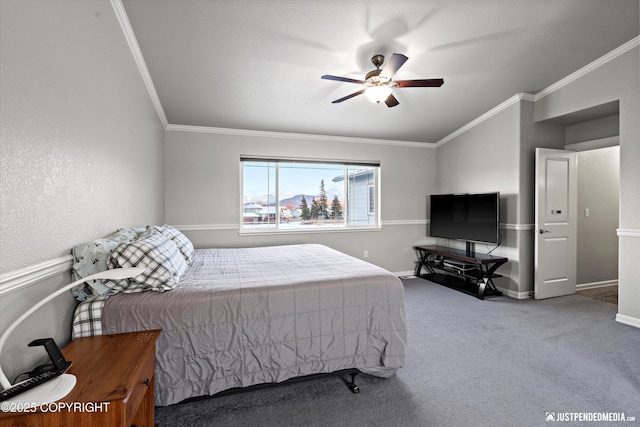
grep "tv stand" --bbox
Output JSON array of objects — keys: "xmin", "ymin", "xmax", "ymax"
[
  {"xmin": 414, "ymin": 245, "xmax": 508, "ymax": 299},
  {"xmin": 465, "ymin": 241, "xmax": 475, "ymax": 257}
]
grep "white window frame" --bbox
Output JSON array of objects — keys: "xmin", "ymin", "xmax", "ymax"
[
  {"xmin": 368, "ymin": 184, "xmax": 375, "ymax": 215},
  {"xmin": 239, "ymin": 156, "xmax": 381, "ymax": 235}
]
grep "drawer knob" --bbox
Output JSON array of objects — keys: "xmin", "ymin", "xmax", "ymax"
[{"xmin": 143, "ymin": 378, "xmax": 150, "ymax": 386}]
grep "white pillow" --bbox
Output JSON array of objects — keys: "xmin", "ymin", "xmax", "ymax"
[{"xmin": 70, "ymin": 228, "xmax": 144, "ymax": 300}]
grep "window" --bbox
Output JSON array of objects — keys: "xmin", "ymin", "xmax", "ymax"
[{"xmin": 241, "ymin": 157, "xmax": 380, "ymax": 232}]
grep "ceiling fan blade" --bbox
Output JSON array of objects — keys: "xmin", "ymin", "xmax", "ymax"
[
  {"xmin": 396, "ymin": 78, "xmax": 444, "ymax": 88},
  {"xmin": 385, "ymin": 94, "xmax": 399, "ymax": 108},
  {"xmin": 321, "ymin": 75, "xmax": 365, "ymax": 85},
  {"xmin": 331, "ymin": 89, "xmax": 365, "ymax": 103},
  {"xmin": 380, "ymin": 53, "xmax": 408, "ymax": 80}
]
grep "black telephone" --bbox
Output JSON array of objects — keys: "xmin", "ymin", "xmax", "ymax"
[{"xmin": 28, "ymin": 338, "xmax": 72, "ymax": 376}]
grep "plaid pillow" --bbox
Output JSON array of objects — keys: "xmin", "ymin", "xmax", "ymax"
[
  {"xmin": 106, "ymin": 231, "xmax": 188, "ymax": 293},
  {"xmin": 72, "ymin": 296, "xmax": 108, "ymax": 338},
  {"xmin": 151, "ymin": 224, "xmax": 195, "ymax": 263}
]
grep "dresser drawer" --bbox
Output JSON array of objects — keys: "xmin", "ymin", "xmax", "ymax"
[
  {"xmin": 0, "ymin": 330, "xmax": 161, "ymax": 427},
  {"xmin": 125, "ymin": 345, "xmax": 156, "ymax": 426}
]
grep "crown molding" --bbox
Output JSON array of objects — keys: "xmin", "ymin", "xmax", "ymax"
[
  {"xmin": 165, "ymin": 124, "xmax": 435, "ymax": 148},
  {"xmin": 111, "ymin": 0, "xmax": 168, "ymax": 128},
  {"xmin": 535, "ymin": 36, "xmax": 639, "ymax": 101},
  {"xmin": 434, "ymin": 93, "xmax": 534, "ymax": 147},
  {"xmin": 435, "ymin": 36, "xmax": 639, "ymax": 147},
  {"xmin": 113, "ymin": 0, "xmax": 637, "ymax": 151}
]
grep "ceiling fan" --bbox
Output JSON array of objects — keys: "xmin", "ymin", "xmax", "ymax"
[{"xmin": 321, "ymin": 53, "xmax": 444, "ymax": 107}]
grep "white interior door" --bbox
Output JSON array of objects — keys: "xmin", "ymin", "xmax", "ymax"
[{"xmin": 534, "ymin": 148, "xmax": 577, "ymax": 299}]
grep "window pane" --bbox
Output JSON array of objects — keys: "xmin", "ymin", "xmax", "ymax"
[
  {"xmin": 242, "ymin": 162, "xmax": 276, "ymax": 228},
  {"xmin": 279, "ymin": 162, "xmax": 345, "ymax": 229}
]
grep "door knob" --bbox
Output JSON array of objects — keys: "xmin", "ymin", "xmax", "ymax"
[{"xmin": 539, "ymin": 228, "xmax": 551, "ymax": 234}]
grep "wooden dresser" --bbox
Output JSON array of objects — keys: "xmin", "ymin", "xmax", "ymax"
[{"xmin": 0, "ymin": 329, "xmax": 160, "ymax": 427}]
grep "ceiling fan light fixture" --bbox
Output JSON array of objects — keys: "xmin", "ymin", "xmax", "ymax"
[
  {"xmin": 321, "ymin": 52, "xmax": 443, "ymax": 107},
  {"xmin": 365, "ymin": 85, "xmax": 392, "ymax": 103}
]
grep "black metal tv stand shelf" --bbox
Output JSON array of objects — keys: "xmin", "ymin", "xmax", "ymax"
[{"xmin": 414, "ymin": 245, "xmax": 508, "ymax": 299}]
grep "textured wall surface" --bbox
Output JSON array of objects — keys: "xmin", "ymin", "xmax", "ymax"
[
  {"xmin": 0, "ymin": 0, "xmax": 165, "ymax": 273},
  {"xmin": 0, "ymin": 0, "xmax": 165, "ymax": 380},
  {"xmin": 164, "ymin": 128, "xmax": 437, "ymax": 274}
]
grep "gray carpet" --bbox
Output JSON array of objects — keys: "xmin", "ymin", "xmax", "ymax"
[{"xmin": 155, "ymin": 278, "xmax": 640, "ymax": 427}]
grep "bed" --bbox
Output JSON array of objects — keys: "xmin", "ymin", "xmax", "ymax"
[{"xmin": 70, "ymin": 226, "xmax": 407, "ymax": 406}]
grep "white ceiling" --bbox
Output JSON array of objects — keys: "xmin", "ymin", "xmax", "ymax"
[{"xmin": 121, "ymin": 0, "xmax": 639, "ymax": 144}]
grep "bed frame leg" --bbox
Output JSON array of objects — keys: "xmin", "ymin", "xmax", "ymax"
[{"xmin": 346, "ymin": 372, "xmax": 359, "ymax": 394}]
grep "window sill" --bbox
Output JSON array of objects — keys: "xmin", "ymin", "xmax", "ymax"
[{"xmin": 238, "ymin": 226, "xmax": 382, "ymax": 236}]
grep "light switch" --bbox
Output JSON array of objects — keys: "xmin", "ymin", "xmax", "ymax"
[{"xmin": 585, "ymin": 208, "xmax": 590, "ymax": 217}]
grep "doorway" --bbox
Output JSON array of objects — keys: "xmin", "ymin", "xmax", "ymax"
[
  {"xmin": 534, "ymin": 102, "xmax": 620, "ymax": 302},
  {"xmin": 575, "ymin": 145, "xmax": 620, "ymax": 304}
]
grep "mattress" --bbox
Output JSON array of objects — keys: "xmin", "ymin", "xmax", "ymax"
[{"xmin": 73, "ymin": 244, "xmax": 407, "ymax": 406}]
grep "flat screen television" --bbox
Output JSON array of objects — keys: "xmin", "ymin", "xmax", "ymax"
[{"xmin": 430, "ymin": 192, "xmax": 500, "ymax": 244}]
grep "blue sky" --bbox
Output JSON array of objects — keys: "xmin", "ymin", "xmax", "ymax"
[{"xmin": 243, "ymin": 162, "xmax": 345, "ymax": 204}]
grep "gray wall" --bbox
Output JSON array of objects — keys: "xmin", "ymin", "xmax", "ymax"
[
  {"xmin": 517, "ymin": 100, "xmax": 566, "ymax": 298},
  {"xmin": 435, "ymin": 100, "xmax": 544, "ymax": 297},
  {"xmin": 164, "ymin": 128, "xmax": 437, "ymax": 273},
  {"xmin": 566, "ymin": 114, "xmax": 619, "ymax": 144},
  {"xmin": 576, "ymin": 146, "xmax": 620, "ymax": 285},
  {"xmin": 534, "ymin": 46, "xmax": 639, "ymax": 325},
  {"xmin": 433, "ymin": 63, "xmax": 633, "ymax": 305},
  {"xmin": 435, "ymin": 44, "xmax": 638, "ymax": 323},
  {"xmin": 0, "ymin": 0, "xmax": 165, "ymax": 381}
]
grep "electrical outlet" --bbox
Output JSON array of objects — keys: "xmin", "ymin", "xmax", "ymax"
[{"xmin": 363, "ymin": 250, "xmax": 369, "ymax": 258}]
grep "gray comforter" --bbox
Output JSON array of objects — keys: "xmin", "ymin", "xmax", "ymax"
[{"xmin": 101, "ymin": 244, "xmax": 407, "ymax": 406}]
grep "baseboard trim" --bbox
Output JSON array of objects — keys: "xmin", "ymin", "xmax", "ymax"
[
  {"xmin": 576, "ymin": 280, "xmax": 618, "ymax": 290},
  {"xmin": 496, "ymin": 287, "xmax": 531, "ymax": 299},
  {"xmin": 0, "ymin": 255, "xmax": 73, "ymax": 296},
  {"xmin": 615, "ymin": 313, "xmax": 640, "ymax": 329}
]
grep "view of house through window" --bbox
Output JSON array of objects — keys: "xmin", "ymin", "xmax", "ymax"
[{"xmin": 241, "ymin": 158, "xmax": 379, "ymax": 231}]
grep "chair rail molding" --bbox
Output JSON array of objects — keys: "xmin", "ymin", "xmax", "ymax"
[
  {"xmin": 0, "ymin": 255, "xmax": 73, "ymax": 296},
  {"xmin": 617, "ymin": 228, "xmax": 640, "ymax": 238}
]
